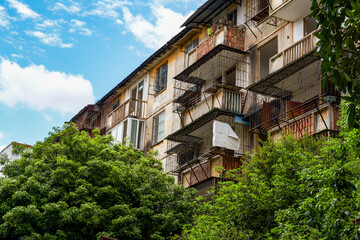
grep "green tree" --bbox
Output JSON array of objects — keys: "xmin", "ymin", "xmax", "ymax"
[
  {"xmin": 311, "ymin": 0, "xmax": 360, "ymax": 128},
  {"xmin": 0, "ymin": 124, "xmax": 195, "ymax": 240},
  {"xmin": 179, "ymin": 129, "xmax": 360, "ymax": 239}
]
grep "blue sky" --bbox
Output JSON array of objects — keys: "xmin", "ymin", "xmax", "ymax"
[{"xmin": 0, "ymin": 0, "xmax": 206, "ymax": 149}]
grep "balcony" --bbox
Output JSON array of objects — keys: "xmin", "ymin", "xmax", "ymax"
[
  {"xmin": 166, "ymin": 110, "xmax": 250, "ymax": 175},
  {"xmin": 245, "ymin": 0, "xmax": 270, "ymax": 25},
  {"xmin": 195, "ymin": 26, "xmax": 245, "ymax": 61},
  {"xmin": 175, "ymin": 88, "xmax": 244, "ymax": 126},
  {"xmin": 192, "ymin": 177, "xmax": 222, "ymax": 201},
  {"xmin": 247, "ymin": 95, "xmax": 341, "ymax": 136},
  {"xmin": 270, "ymin": 0, "xmax": 312, "ymax": 22},
  {"xmin": 107, "ymin": 99, "xmax": 146, "ymax": 130},
  {"xmin": 175, "ymin": 29, "xmax": 247, "ymax": 86},
  {"xmin": 270, "ymin": 30, "xmax": 319, "ymax": 74},
  {"xmin": 71, "ymin": 105, "xmax": 101, "ymax": 132}
]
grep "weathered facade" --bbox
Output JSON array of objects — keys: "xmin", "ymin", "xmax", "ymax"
[{"xmin": 70, "ymin": 0, "xmax": 341, "ymax": 197}]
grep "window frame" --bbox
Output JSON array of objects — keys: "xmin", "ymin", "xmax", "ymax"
[
  {"xmin": 109, "ymin": 118, "xmax": 145, "ymax": 149},
  {"xmin": 152, "ymin": 111, "xmax": 165, "ymax": 145},
  {"xmin": 185, "ymin": 38, "xmax": 199, "ymax": 67},
  {"xmin": 154, "ymin": 62, "xmax": 168, "ymax": 94}
]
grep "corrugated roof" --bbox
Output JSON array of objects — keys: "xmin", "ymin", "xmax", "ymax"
[{"xmin": 181, "ymin": 0, "xmax": 233, "ymax": 27}]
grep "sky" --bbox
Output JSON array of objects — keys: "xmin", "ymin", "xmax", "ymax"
[{"xmin": 0, "ymin": 0, "xmax": 206, "ymax": 150}]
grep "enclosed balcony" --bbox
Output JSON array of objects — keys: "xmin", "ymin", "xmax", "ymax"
[
  {"xmin": 107, "ymin": 99, "xmax": 146, "ymax": 131},
  {"xmin": 71, "ymin": 104, "xmax": 101, "ymax": 132},
  {"xmin": 270, "ymin": 0, "xmax": 312, "ymax": 22},
  {"xmin": 245, "ymin": 0, "xmax": 270, "ymax": 26},
  {"xmin": 175, "ymin": 88, "xmax": 244, "ymax": 126},
  {"xmin": 165, "ymin": 110, "xmax": 250, "ymax": 178},
  {"xmin": 195, "ymin": 26, "xmax": 245, "ymax": 62},
  {"xmin": 245, "ymin": 59, "xmax": 341, "ymax": 137},
  {"xmin": 192, "ymin": 177, "xmax": 222, "ymax": 201}
]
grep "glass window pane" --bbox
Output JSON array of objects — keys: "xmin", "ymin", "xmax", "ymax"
[
  {"xmin": 130, "ymin": 119, "xmax": 137, "ymax": 147},
  {"xmin": 137, "ymin": 121, "xmax": 144, "ymax": 149},
  {"xmin": 122, "ymin": 120, "xmax": 128, "ymax": 144},
  {"xmin": 117, "ymin": 123, "xmax": 123, "ymax": 142},
  {"xmin": 158, "ymin": 130, "xmax": 164, "ymax": 142},
  {"xmin": 138, "ymin": 80, "xmax": 144, "ymax": 91},
  {"xmin": 152, "ymin": 115, "xmax": 159, "ymax": 144}
]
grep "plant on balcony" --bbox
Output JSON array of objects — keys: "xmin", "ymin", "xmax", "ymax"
[{"xmin": 0, "ymin": 124, "xmax": 195, "ymax": 240}]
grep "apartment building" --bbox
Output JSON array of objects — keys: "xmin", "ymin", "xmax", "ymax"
[{"xmin": 70, "ymin": 0, "xmax": 341, "ymax": 198}]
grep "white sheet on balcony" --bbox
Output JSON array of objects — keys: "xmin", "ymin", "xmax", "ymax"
[{"xmin": 212, "ymin": 120, "xmax": 240, "ymax": 151}]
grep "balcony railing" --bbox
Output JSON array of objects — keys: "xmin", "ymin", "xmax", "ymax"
[
  {"xmin": 248, "ymin": 95, "xmax": 340, "ymax": 136},
  {"xmin": 77, "ymin": 121, "xmax": 99, "ymax": 131},
  {"xmin": 195, "ymin": 26, "xmax": 245, "ymax": 62},
  {"xmin": 179, "ymin": 88, "xmax": 243, "ymax": 125},
  {"xmin": 270, "ymin": 30, "xmax": 319, "ymax": 73},
  {"xmin": 107, "ymin": 99, "xmax": 146, "ymax": 130},
  {"xmin": 192, "ymin": 177, "xmax": 221, "ymax": 200}
]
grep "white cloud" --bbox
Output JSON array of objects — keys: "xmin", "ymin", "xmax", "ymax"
[
  {"xmin": 10, "ymin": 53, "xmax": 23, "ymax": 59},
  {"xmin": 6, "ymin": 0, "xmax": 40, "ymax": 19},
  {"xmin": 115, "ymin": 19, "xmax": 123, "ymax": 24},
  {"xmin": 69, "ymin": 19, "xmax": 93, "ymax": 36},
  {"xmin": 0, "ymin": 131, "xmax": 4, "ymax": 140},
  {"xmin": 44, "ymin": 114, "xmax": 53, "ymax": 122},
  {"xmin": 71, "ymin": 19, "xmax": 85, "ymax": 27},
  {"xmin": 122, "ymin": 5, "xmax": 192, "ymax": 49},
  {"xmin": 86, "ymin": 0, "xmax": 131, "ymax": 18},
  {"xmin": 36, "ymin": 19, "xmax": 65, "ymax": 29},
  {"xmin": 0, "ymin": 59, "xmax": 95, "ymax": 114},
  {"xmin": 0, "ymin": 6, "xmax": 10, "ymax": 27},
  {"xmin": 26, "ymin": 31, "xmax": 73, "ymax": 48},
  {"xmin": 51, "ymin": 2, "xmax": 81, "ymax": 14}
]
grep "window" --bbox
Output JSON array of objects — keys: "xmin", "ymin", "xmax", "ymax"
[
  {"xmin": 152, "ymin": 111, "xmax": 165, "ymax": 145},
  {"xmin": 112, "ymin": 100, "xmax": 120, "ymax": 111},
  {"xmin": 111, "ymin": 118, "xmax": 145, "ymax": 149},
  {"xmin": 185, "ymin": 38, "xmax": 199, "ymax": 54},
  {"xmin": 185, "ymin": 38, "xmax": 199, "ymax": 67},
  {"xmin": 227, "ymin": 9, "xmax": 237, "ymax": 25},
  {"xmin": 154, "ymin": 62, "xmax": 168, "ymax": 93},
  {"xmin": 130, "ymin": 80, "xmax": 145, "ymax": 116}
]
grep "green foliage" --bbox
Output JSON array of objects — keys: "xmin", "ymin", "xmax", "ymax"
[
  {"xmin": 180, "ymin": 131, "xmax": 360, "ymax": 239},
  {"xmin": 311, "ymin": 0, "xmax": 360, "ymax": 128},
  {"xmin": 0, "ymin": 124, "xmax": 195, "ymax": 240}
]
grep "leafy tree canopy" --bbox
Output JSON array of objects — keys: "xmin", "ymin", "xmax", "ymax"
[
  {"xmin": 311, "ymin": 0, "xmax": 360, "ymax": 128},
  {"xmin": 0, "ymin": 124, "xmax": 194, "ymax": 240},
  {"xmin": 179, "ymin": 126, "xmax": 360, "ymax": 239}
]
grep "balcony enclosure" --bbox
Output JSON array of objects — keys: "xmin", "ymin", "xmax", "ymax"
[
  {"xmin": 71, "ymin": 105, "xmax": 101, "ymax": 132},
  {"xmin": 246, "ymin": 0, "xmax": 270, "ymax": 27},
  {"xmin": 174, "ymin": 45, "xmax": 249, "ymax": 126},
  {"xmin": 193, "ymin": 26, "xmax": 245, "ymax": 64},
  {"xmin": 166, "ymin": 111, "xmax": 250, "ymax": 183},
  {"xmin": 107, "ymin": 99, "xmax": 146, "ymax": 131},
  {"xmin": 192, "ymin": 177, "xmax": 223, "ymax": 201},
  {"xmin": 245, "ymin": 60, "xmax": 341, "ymax": 137},
  {"xmin": 175, "ymin": 88, "xmax": 244, "ymax": 126}
]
